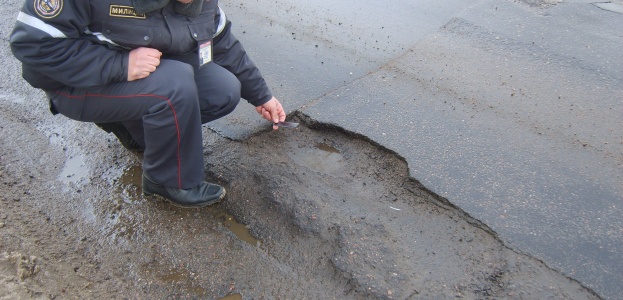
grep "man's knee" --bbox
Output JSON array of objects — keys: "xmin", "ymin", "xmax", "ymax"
[
  {"xmin": 199, "ymin": 72, "xmax": 241, "ymax": 123},
  {"xmin": 149, "ymin": 60, "xmax": 200, "ymax": 113},
  {"xmin": 150, "ymin": 60, "xmax": 198, "ymax": 97}
]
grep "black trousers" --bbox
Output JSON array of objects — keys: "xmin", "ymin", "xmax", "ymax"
[{"xmin": 48, "ymin": 60, "xmax": 241, "ymax": 189}]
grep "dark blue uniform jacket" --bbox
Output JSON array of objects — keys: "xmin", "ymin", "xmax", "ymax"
[{"xmin": 9, "ymin": 0, "xmax": 272, "ymax": 107}]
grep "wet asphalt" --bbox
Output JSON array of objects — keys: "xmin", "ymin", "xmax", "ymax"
[{"xmin": 211, "ymin": 0, "xmax": 623, "ymax": 299}]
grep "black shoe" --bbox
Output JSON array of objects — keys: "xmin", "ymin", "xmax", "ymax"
[
  {"xmin": 95, "ymin": 122, "xmax": 144, "ymax": 152},
  {"xmin": 142, "ymin": 173, "xmax": 226, "ymax": 208}
]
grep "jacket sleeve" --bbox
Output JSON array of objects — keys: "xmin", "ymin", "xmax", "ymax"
[
  {"xmin": 213, "ymin": 19, "xmax": 273, "ymax": 107},
  {"xmin": 9, "ymin": 0, "xmax": 128, "ymax": 89}
]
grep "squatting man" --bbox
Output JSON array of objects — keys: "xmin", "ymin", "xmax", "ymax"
[{"xmin": 10, "ymin": 0, "xmax": 288, "ymax": 207}]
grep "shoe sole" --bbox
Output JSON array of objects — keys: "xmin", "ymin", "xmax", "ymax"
[{"xmin": 144, "ymin": 188, "xmax": 226, "ymax": 208}]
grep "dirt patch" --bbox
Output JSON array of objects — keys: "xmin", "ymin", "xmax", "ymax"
[{"xmin": 0, "ymin": 97, "xmax": 600, "ymax": 299}]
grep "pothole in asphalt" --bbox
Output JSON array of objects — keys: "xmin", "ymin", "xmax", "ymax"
[
  {"xmin": 200, "ymin": 114, "xmax": 599, "ymax": 299},
  {"xmin": 84, "ymin": 114, "xmax": 598, "ymax": 299}
]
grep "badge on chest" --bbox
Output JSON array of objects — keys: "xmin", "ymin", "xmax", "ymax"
[{"xmin": 199, "ymin": 40, "xmax": 212, "ymax": 67}]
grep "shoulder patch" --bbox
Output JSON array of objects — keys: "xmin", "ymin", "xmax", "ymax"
[
  {"xmin": 109, "ymin": 5, "xmax": 146, "ymax": 19},
  {"xmin": 34, "ymin": 0, "xmax": 63, "ymax": 19}
]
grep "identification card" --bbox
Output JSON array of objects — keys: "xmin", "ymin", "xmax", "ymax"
[{"xmin": 199, "ymin": 40, "xmax": 212, "ymax": 67}]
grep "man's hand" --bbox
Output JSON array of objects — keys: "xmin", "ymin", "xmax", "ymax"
[
  {"xmin": 128, "ymin": 47, "xmax": 162, "ymax": 81},
  {"xmin": 256, "ymin": 97, "xmax": 287, "ymax": 130}
]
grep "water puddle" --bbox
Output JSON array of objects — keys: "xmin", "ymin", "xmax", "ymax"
[
  {"xmin": 81, "ymin": 199, "xmax": 97, "ymax": 223},
  {"xmin": 57, "ymin": 154, "xmax": 89, "ymax": 185},
  {"xmin": 119, "ymin": 165, "xmax": 143, "ymax": 187},
  {"xmin": 150, "ymin": 268, "xmax": 240, "ymax": 300},
  {"xmin": 117, "ymin": 165, "xmax": 143, "ymax": 201},
  {"xmin": 141, "ymin": 265, "xmax": 207, "ymax": 297},
  {"xmin": 288, "ymin": 142, "xmax": 344, "ymax": 174},
  {"xmin": 215, "ymin": 211, "xmax": 261, "ymax": 247},
  {"xmin": 108, "ymin": 214, "xmax": 138, "ymax": 240},
  {"xmin": 315, "ymin": 142, "xmax": 341, "ymax": 154},
  {"xmin": 219, "ymin": 294, "xmax": 242, "ymax": 300}
]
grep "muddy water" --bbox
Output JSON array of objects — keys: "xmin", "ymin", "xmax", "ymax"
[
  {"xmin": 219, "ymin": 293, "xmax": 243, "ymax": 300},
  {"xmin": 315, "ymin": 142, "xmax": 341, "ymax": 154},
  {"xmin": 218, "ymin": 212, "xmax": 261, "ymax": 247},
  {"xmin": 288, "ymin": 142, "xmax": 344, "ymax": 174}
]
